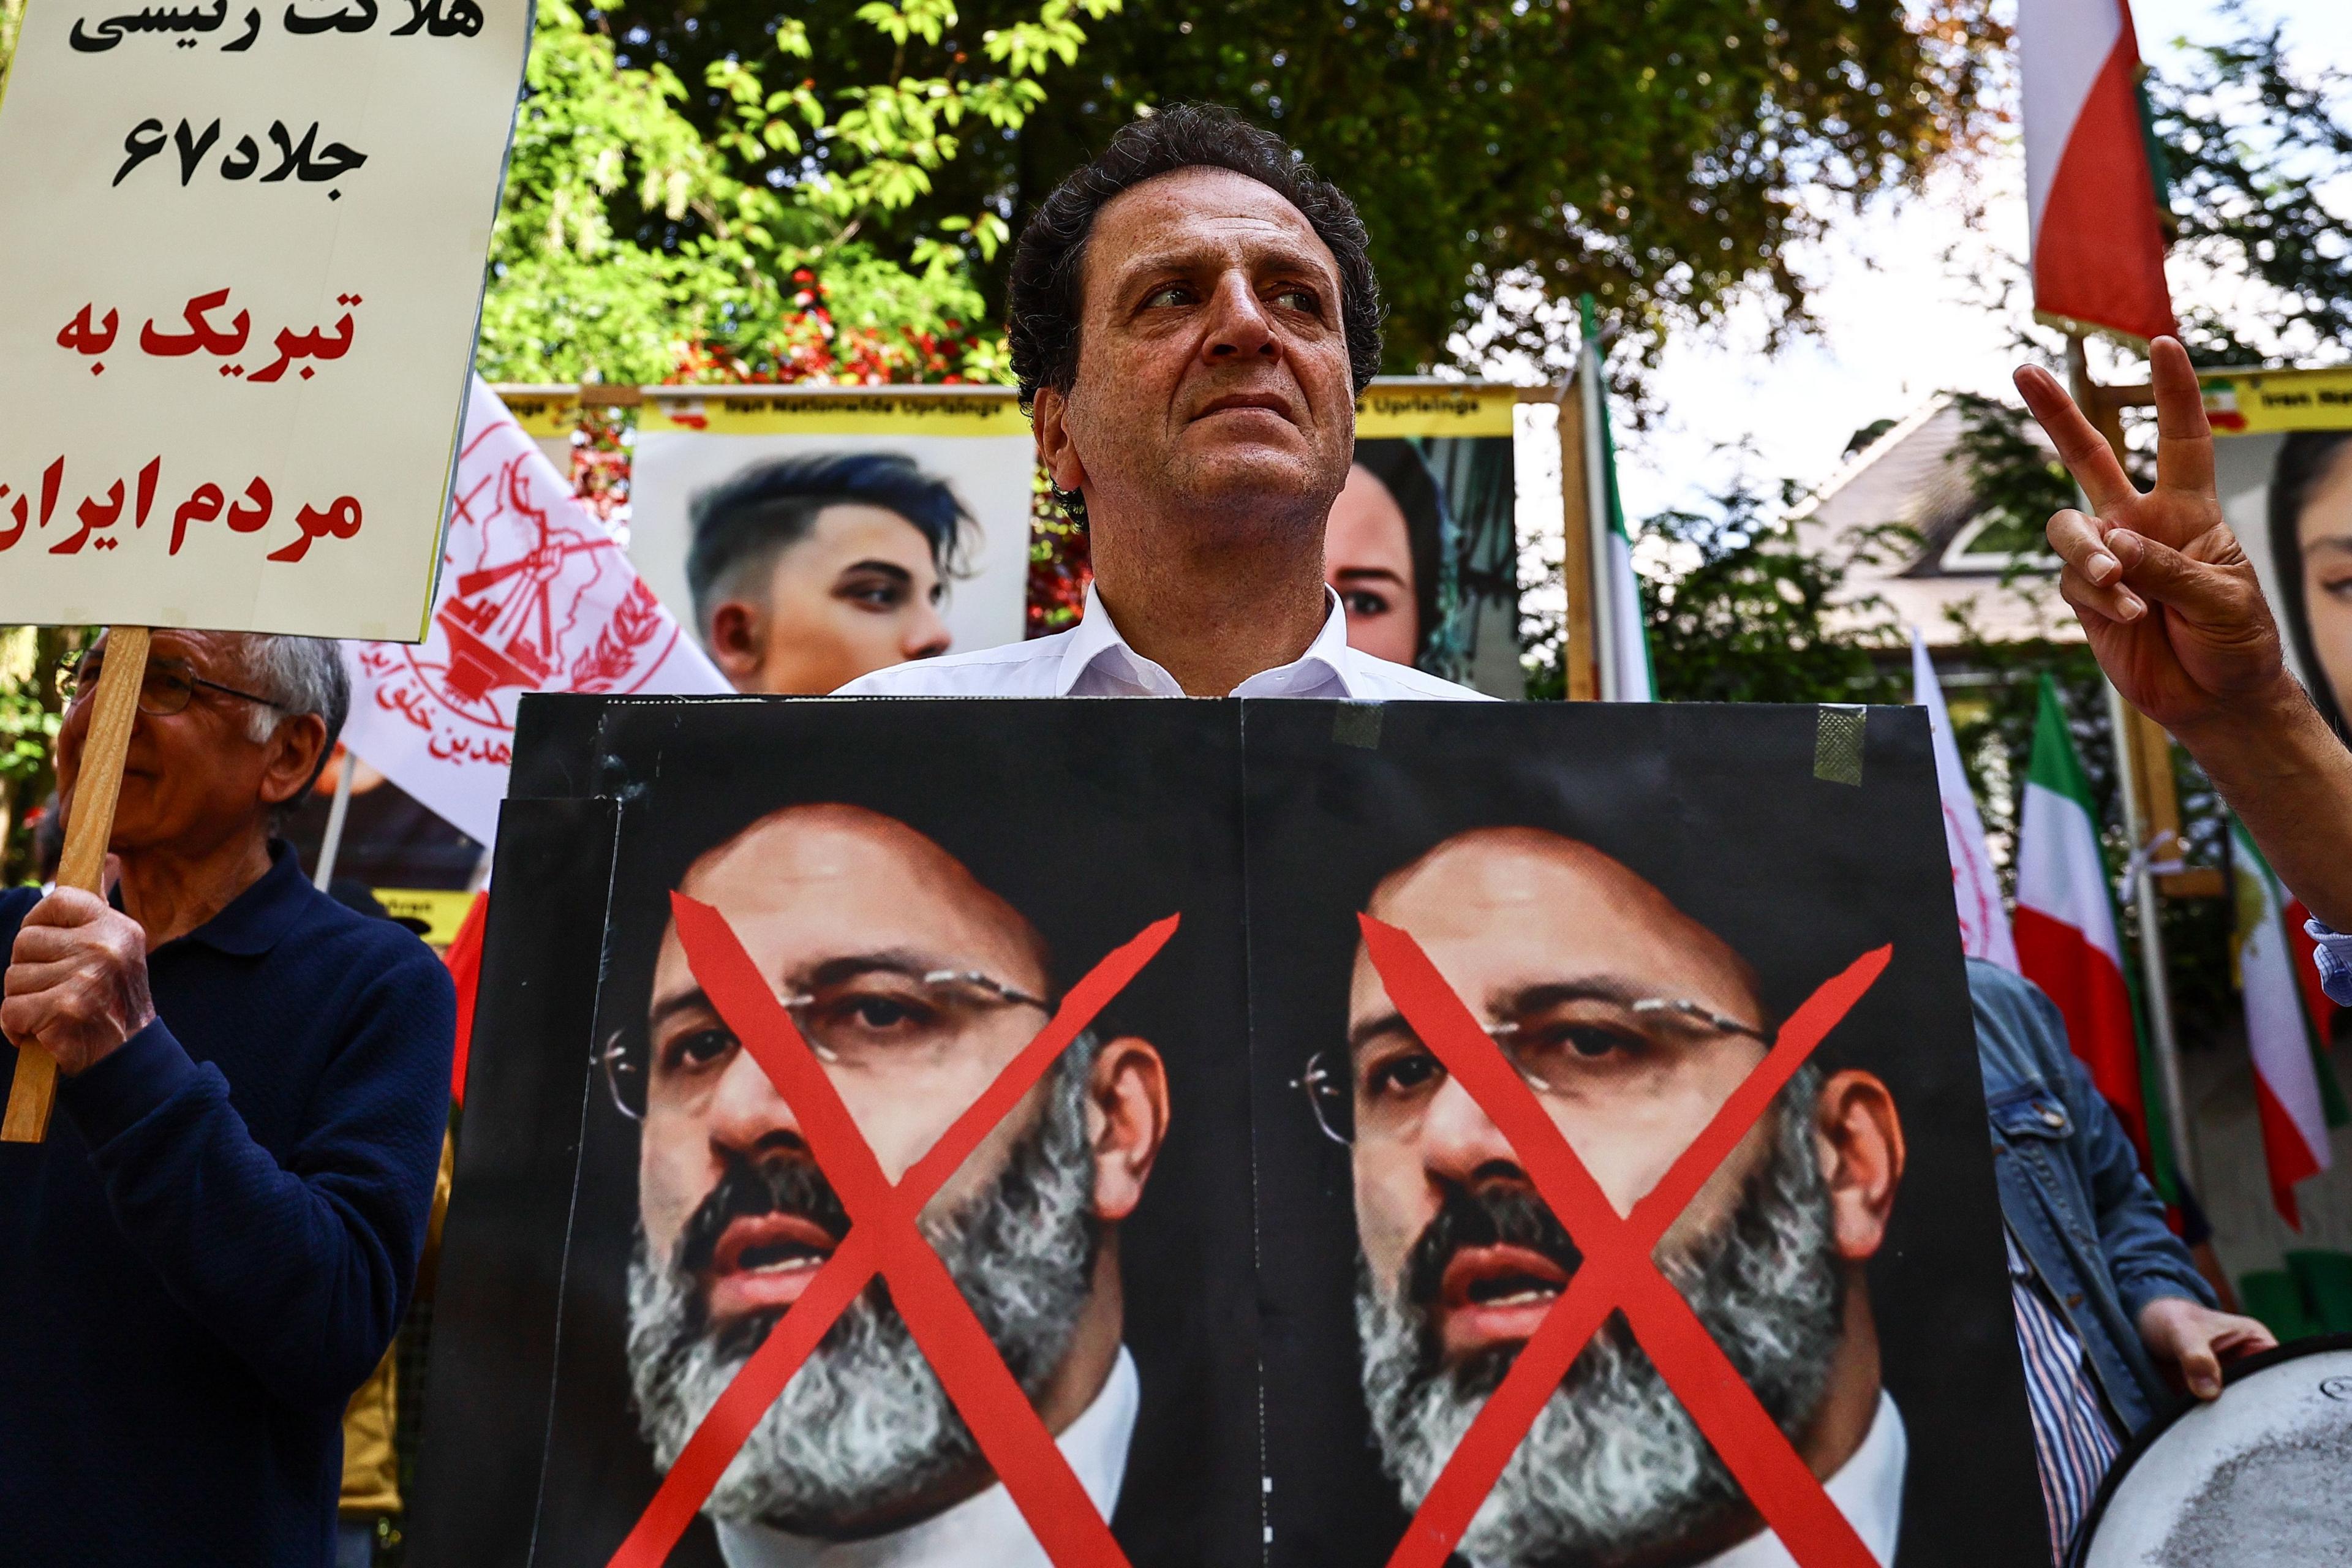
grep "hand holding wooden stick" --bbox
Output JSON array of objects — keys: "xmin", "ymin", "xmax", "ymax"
[{"xmin": 2, "ymin": 625, "xmax": 150, "ymax": 1143}]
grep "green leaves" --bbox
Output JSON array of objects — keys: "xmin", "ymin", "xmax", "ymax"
[
  {"xmin": 479, "ymin": 0, "xmax": 1119, "ymax": 385},
  {"xmin": 585, "ymin": 0, "xmax": 1999, "ymax": 378},
  {"xmin": 858, "ymin": 0, "xmax": 957, "ymax": 49},
  {"xmin": 2145, "ymin": 16, "xmax": 2352, "ymax": 368},
  {"xmin": 986, "ymin": 0, "xmax": 1109, "ymax": 75}
]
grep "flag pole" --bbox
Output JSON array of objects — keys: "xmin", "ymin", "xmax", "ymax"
[
  {"xmin": 1553, "ymin": 377, "xmax": 1600, "ymax": 701},
  {"xmin": 2069, "ymin": 334, "xmax": 2200, "ymax": 1194},
  {"xmin": 2103, "ymin": 674, "xmax": 2199, "ymax": 1193},
  {"xmin": 313, "ymin": 746, "xmax": 356, "ymax": 889},
  {"xmin": 1578, "ymin": 316, "xmax": 1617, "ymax": 701}
]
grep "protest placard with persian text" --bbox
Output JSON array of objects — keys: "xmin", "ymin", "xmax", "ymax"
[{"xmin": 0, "ymin": 0, "xmax": 529, "ymax": 638}]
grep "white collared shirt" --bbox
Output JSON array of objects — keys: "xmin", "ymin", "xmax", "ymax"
[
  {"xmin": 714, "ymin": 1346, "xmax": 1142, "ymax": 1568},
  {"xmin": 834, "ymin": 584, "xmax": 1490, "ymax": 701},
  {"xmin": 1697, "ymin": 1392, "xmax": 1907, "ymax": 1568}
]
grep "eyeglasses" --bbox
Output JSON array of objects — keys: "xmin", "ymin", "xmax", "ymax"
[
  {"xmin": 59, "ymin": 650, "xmax": 285, "ymax": 718},
  {"xmin": 1296, "ymin": 992, "xmax": 1770, "ymax": 1147},
  {"xmin": 602, "ymin": 964, "xmax": 1052, "ymax": 1120}
]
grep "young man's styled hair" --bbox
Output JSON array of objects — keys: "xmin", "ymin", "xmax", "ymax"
[
  {"xmin": 685, "ymin": 451, "xmax": 973, "ymax": 625},
  {"xmin": 1005, "ymin": 102, "xmax": 1386, "ymax": 415}
]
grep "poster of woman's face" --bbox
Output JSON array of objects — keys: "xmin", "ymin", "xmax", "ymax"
[
  {"xmin": 2211, "ymin": 391, "xmax": 2352, "ymax": 736},
  {"xmin": 1322, "ymin": 435, "xmax": 1522, "ymax": 697}
]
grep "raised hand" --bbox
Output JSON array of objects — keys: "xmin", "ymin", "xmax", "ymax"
[{"xmin": 2013, "ymin": 337, "xmax": 2294, "ymax": 735}]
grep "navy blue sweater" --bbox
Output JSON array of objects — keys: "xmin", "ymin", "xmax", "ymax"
[{"xmin": 0, "ymin": 843, "xmax": 454, "ymax": 1567}]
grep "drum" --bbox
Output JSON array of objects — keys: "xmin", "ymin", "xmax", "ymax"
[{"xmin": 2069, "ymin": 1333, "xmax": 2352, "ymax": 1567}]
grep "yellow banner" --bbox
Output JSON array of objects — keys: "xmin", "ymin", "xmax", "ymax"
[
  {"xmin": 637, "ymin": 390, "xmax": 1029, "ymax": 436},
  {"xmin": 497, "ymin": 390, "xmax": 584, "ymax": 439},
  {"xmin": 2203, "ymin": 368, "xmax": 2352, "ymax": 435},
  {"xmin": 1353, "ymin": 382, "xmax": 1520, "ymax": 439},
  {"xmin": 494, "ymin": 380, "xmax": 1528, "ymax": 439},
  {"xmin": 374, "ymin": 888, "xmax": 478, "ymax": 951}
]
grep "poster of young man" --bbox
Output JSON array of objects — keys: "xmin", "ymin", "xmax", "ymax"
[
  {"xmin": 409, "ymin": 698, "xmax": 1264, "ymax": 1568},
  {"xmin": 1242, "ymin": 701, "xmax": 2046, "ymax": 1568},
  {"xmin": 624, "ymin": 390, "xmax": 1038, "ymax": 692},
  {"xmin": 2205, "ymin": 366, "xmax": 2352, "ymax": 738}
]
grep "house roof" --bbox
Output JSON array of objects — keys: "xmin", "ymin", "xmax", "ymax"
[{"xmin": 1790, "ymin": 394, "xmax": 2083, "ymax": 649}]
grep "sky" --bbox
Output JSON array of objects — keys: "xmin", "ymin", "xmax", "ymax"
[{"xmin": 1600, "ymin": 0, "xmax": 2352, "ymax": 526}]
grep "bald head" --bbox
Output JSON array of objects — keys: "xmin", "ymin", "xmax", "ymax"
[
  {"xmin": 1358, "ymin": 827, "xmax": 1760, "ymax": 1030},
  {"xmin": 668, "ymin": 803, "xmax": 1051, "ymax": 1005}
]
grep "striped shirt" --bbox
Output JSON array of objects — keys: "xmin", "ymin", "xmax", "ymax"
[
  {"xmin": 2307, "ymin": 918, "xmax": 2352, "ymax": 1006},
  {"xmin": 2007, "ymin": 1227, "xmax": 2124, "ymax": 1564}
]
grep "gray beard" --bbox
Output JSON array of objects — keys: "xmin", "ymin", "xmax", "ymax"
[
  {"xmin": 626, "ymin": 1041, "xmax": 1101, "ymax": 1536},
  {"xmin": 1355, "ymin": 1067, "xmax": 1847, "ymax": 1568}
]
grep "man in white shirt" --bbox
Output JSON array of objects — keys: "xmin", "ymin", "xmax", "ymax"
[
  {"xmin": 1322, "ymin": 827, "xmax": 1909, "ymax": 1568},
  {"xmin": 835, "ymin": 102, "xmax": 1482, "ymax": 705}
]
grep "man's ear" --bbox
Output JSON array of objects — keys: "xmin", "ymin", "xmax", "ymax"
[
  {"xmin": 1031, "ymin": 386, "xmax": 1089, "ymax": 500},
  {"xmin": 1087, "ymin": 1036, "xmax": 1169, "ymax": 1223},
  {"xmin": 260, "ymin": 713, "xmax": 331, "ymax": 809},
  {"xmin": 704, "ymin": 600, "xmax": 765, "ymax": 685},
  {"xmin": 1814, "ymin": 1069, "xmax": 1905, "ymax": 1261}
]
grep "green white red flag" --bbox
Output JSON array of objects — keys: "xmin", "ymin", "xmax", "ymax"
[
  {"xmin": 2232, "ymin": 818, "xmax": 2348, "ymax": 1228},
  {"xmin": 1579, "ymin": 296, "xmax": 1654, "ymax": 703},
  {"xmin": 2015, "ymin": 677, "xmax": 2157, "ymax": 1170}
]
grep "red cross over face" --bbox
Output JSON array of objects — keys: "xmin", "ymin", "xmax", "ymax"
[
  {"xmin": 613, "ymin": 804, "xmax": 1173, "ymax": 1564},
  {"xmin": 639, "ymin": 805, "xmax": 1069, "ymax": 1278},
  {"xmin": 1344, "ymin": 828, "xmax": 1904, "ymax": 1568}
]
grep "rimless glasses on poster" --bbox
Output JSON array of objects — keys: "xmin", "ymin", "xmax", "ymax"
[
  {"xmin": 602, "ymin": 961, "xmax": 1054, "ymax": 1120},
  {"xmin": 1296, "ymin": 988, "xmax": 1771, "ymax": 1146}
]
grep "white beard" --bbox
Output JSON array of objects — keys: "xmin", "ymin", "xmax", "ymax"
[
  {"xmin": 1356, "ymin": 1069, "xmax": 1847, "ymax": 1567},
  {"xmin": 626, "ymin": 1042, "xmax": 1101, "ymax": 1536}
]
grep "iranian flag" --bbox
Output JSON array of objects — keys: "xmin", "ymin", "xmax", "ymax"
[
  {"xmin": 2019, "ymin": 0, "xmax": 2176, "ymax": 345},
  {"xmin": 2015, "ymin": 677, "xmax": 2152, "ymax": 1165},
  {"xmin": 2233, "ymin": 818, "xmax": 2349, "ymax": 1228}
]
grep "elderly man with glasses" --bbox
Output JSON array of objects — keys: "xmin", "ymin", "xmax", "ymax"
[{"xmin": 0, "ymin": 630, "xmax": 454, "ymax": 1568}]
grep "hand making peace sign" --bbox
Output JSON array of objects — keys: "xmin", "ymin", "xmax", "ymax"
[{"xmin": 2013, "ymin": 336, "xmax": 2297, "ymax": 735}]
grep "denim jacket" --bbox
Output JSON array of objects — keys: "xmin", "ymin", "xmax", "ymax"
[{"xmin": 1968, "ymin": 958, "xmax": 2214, "ymax": 1434}]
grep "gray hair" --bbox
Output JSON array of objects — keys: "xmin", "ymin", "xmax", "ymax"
[{"xmin": 232, "ymin": 635, "xmax": 350, "ymax": 807}]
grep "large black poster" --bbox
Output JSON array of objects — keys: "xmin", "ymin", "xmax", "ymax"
[{"xmin": 410, "ymin": 698, "xmax": 2043, "ymax": 1568}]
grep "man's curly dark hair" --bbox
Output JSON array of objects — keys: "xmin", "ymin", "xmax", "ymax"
[{"xmin": 1006, "ymin": 102, "xmax": 1385, "ymax": 414}]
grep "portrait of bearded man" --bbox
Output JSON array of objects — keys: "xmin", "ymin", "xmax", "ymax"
[
  {"xmin": 609, "ymin": 803, "xmax": 1171, "ymax": 1566},
  {"xmin": 1313, "ymin": 827, "xmax": 1909, "ymax": 1568}
]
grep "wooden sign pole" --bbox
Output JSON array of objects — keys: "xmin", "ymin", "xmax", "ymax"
[
  {"xmin": 1554, "ymin": 380, "xmax": 1600, "ymax": 701},
  {"xmin": 1, "ymin": 625, "xmax": 151, "ymax": 1144}
]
